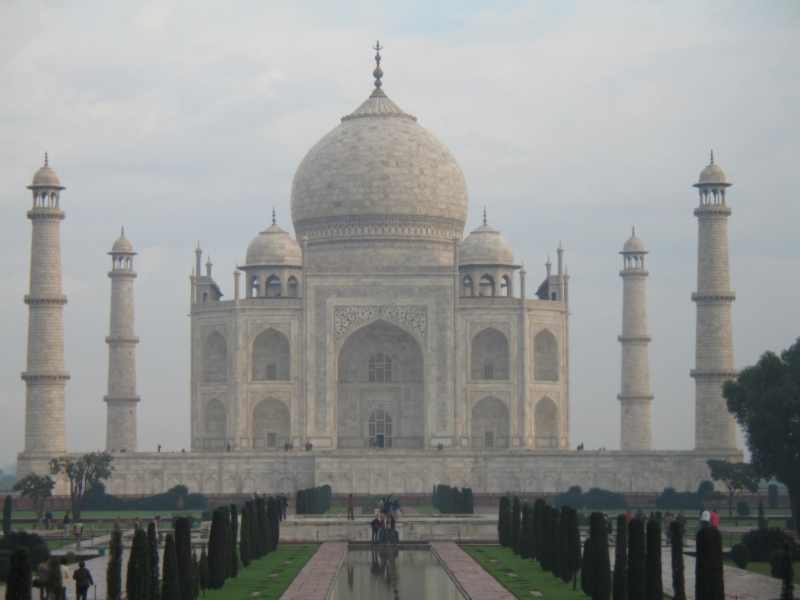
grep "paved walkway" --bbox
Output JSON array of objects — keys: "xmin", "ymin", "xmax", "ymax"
[
  {"xmin": 431, "ymin": 542, "xmax": 516, "ymax": 599},
  {"xmin": 280, "ymin": 541, "xmax": 347, "ymax": 600}
]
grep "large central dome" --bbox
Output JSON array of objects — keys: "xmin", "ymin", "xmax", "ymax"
[{"xmin": 290, "ymin": 63, "xmax": 468, "ymax": 267}]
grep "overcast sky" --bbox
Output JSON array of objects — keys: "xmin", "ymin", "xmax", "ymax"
[{"xmin": 1, "ymin": 1, "xmax": 798, "ymax": 468}]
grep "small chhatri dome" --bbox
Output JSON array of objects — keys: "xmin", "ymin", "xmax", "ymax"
[
  {"xmin": 622, "ymin": 227, "xmax": 647, "ymax": 254},
  {"xmin": 245, "ymin": 215, "xmax": 303, "ymax": 267},
  {"xmin": 28, "ymin": 153, "xmax": 65, "ymax": 190},
  {"xmin": 110, "ymin": 228, "xmax": 135, "ymax": 254},
  {"xmin": 695, "ymin": 150, "xmax": 730, "ymax": 186},
  {"xmin": 459, "ymin": 214, "xmax": 516, "ymax": 266}
]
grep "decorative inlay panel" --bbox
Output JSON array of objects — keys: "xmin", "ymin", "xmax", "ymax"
[
  {"xmin": 314, "ymin": 287, "xmax": 449, "ymax": 432},
  {"xmin": 249, "ymin": 391, "xmax": 291, "ymax": 406},
  {"xmin": 249, "ymin": 322, "xmax": 291, "ymax": 340},
  {"xmin": 469, "ymin": 321, "xmax": 511, "ymax": 339},
  {"xmin": 200, "ymin": 392, "xmax": 228, "ymax": 405},
  {"xmin": 334, "ymin": 306, "xmax": 427, "ymax": 345},
  {"xmin": 470, "ymin": 390, "xmax": 513, "ymax": 406},
  {"xmin": 200, "ymin": 324, "xmax": 228, "ymax": 338},
  {"xmin": 460, "ymin": 297, "xmax": 522, "ymax": 307},
  {"xmin": 531, "ymin": 322, "xmax": 561, "ymax": 340}
]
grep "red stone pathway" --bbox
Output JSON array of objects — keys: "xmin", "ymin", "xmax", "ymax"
[
  {"xmin": 280, "ymin": 541, "xmax": 347, "ymax": 600},
  {"xmin": 431, "ymin": 542, "xmax": 516, "ymax": 599}
]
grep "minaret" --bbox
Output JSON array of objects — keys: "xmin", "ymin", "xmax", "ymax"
[
  {"xmin": 692, "ymin": 152, "xmax": 737, "ymax": 450},
  {"xmin": 618, "ymin": 228, "xmax": 653, "ymax": 451},
  {"xmin": 104, "ymin": 230, "xmax": 140, "ymax": 452},
  {"xmin": 22, "ymin": 155, "xmax": 70, "ymax": 454}
]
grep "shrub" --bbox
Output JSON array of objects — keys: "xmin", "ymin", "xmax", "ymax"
[
  {"xmin": 654, "ymin": 487, "xmax": 704, "ymax": 510},
  {"xmin": 462, "ymin": 488, "xmax": 474, "ymax": 514},
  {"xmin": 0, "ymin": 549, "xmax": 10, "ymax": 583},
  {"xmin": 554, "ymin": 486, "xmax": 584, "ymax": 508},
  {"xmin": 498, "ymin": 497, "xmax": 511, "ymax": 548},
  {"xmin": 5, "ymin": 547, "xmax": 31, "ymax": 600},
  {"xmin": 628, "ymin": 518, "xmax": 646, "ymax": 600},
  {"xmin": 201, "ymin": 510, "xmax": 213, "ymax": 522},
  {"xmin": 736, "ymin": 500, "xmax": 750, "ymax": 516},
  {"xmin": 758, "ymin": 501, "xmax": 768, "ymax": 529},
  {"xmin": 742, "ymin": 526, "xmax": 797, "ymax": 562},
  {"xmin": 612, "ymin": 515, "xmax": 627, "ymax": 600},
  {"xmin": 768, "ymin": 483, "xmax": 779, "ymax": 509},
  {"xmin": 554, "ymin": 486, "xmax": 627, "ymax": 510},
  {"xmin": 106, "ymin": 530, "xmax": 123, "ymax": 600},
  {"xmin": 0, "ymin": 531, "xmax": 49, "ymax": 571},
  {"xmin": 511, "ymin": 496, "xmax": 522, "ymax": 555},
  {"xmin": 568, "ymin": 508, "xmax": 583, "ymax": 588},
  {"xmin": 770, "ymin": 549, "xmax": 783, "ymax": 578},
  {"xmin": 161, "ymin": 534, "xmax": 180, "ymax": 600},
  {"xmin": 670, "ymin": 520, "xmax": 686, "ymax": 600},
  {"xmin": 695, "ymin": 527, "xmax": 723, "ymax": 600},
  {"xmin": 246, "ymin": 501, "xmax": 260, "ymax": 560},
  {"xmin": 780, "ymin": 541, "xmax": 794, "ymax": 600},
  {"xmin": 731, "ymin": 543, "xmax": 749, "ymax": 569},
  {"xmin": 645, "ymin": 520, "xmax": 662, "ymax": 600}
]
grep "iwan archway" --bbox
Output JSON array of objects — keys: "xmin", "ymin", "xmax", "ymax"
[{"xmin": 336, "ymin": 319, "xmax": 425, "ymax": 449}]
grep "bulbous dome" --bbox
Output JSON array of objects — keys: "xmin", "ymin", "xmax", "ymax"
[
  {"xmin": 110, "ymin": 234, "xmax": 135, "ymax": 254},
  {"xmin": 290, "ymin": 89, "xmax": 468, "ymax": 242},
  {"xmin": 27, "ymin": 155, "xmax": 65, "ymax": 190},
  {"xmin": 695, "ymin": 152, "xmax": 730, "ymax": 186},
  {"xmin": 245, "ymin": 222, "xmax": 302, "ymax": 267},
  {"xmin": 459, "ymin": 222, "xmax": 516, "ymax": 266},
  {"xmin": 622, "ymin": 234, "xmax": 646, "ymax": 253}
]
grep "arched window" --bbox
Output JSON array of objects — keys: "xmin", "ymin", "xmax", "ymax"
[
  {"xmin": 471, "ymin": 396, "xmax": 510, "ymax": 448},
  {"xmin": 471, "ymin": 328, "xmax": 509, "ymax": 380},
  {"xmin": 287, "ymin": 276, "xmax": 298, "ymax": 297},
  {"xmin": 203, "ymin": 398, "xmax": 227, "ymax": 438},
  {"xmin": 501, "ymin": 275, "xmax": 511, "ymax": 297},
  {"xmin": 368, "ymin": 410, "xmax": 392, "ymax": 448},
  {"xmin": 479, "ymin": 274, "xmax": 495, "ymax": 297},
  {"xmin": 266, "ymin": 275, "xmax": 281, "ymax": 297},
  {"xmin": 252, "ymin": 398, "xmax": 290, "ymax": 449},
  {"xmin": 252, "ymin": 328, "xmax": 290, "ymax": 381},
  {"xmin": 202, "ymin": 331, "xmax": 227, "ymax": 383},
  {"xmin": 368, "ymin": 353, "xmax": 392, "ymax": 382},
  {"xmin": 534, "ymin": 329, "xmax": 558, "ymax": 381},
  {"xmin": 202, "ymin": 292, "xmax": 208, "ymax": 302},
  {"xmin": 535, "ymin": 397, "xmax": 559, "ymax": 448},
  {"xmin": 249, "ymin": 276, "xmax": 259, "ymax": 298},
  {"xmin": 462, "ymin": 276, "xmax": 473, "ymax": 297}
]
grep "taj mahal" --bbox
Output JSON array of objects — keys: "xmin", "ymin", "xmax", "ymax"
[{"xmin": 17, "ymin": 49, "xmax": 742, "ymax": 496}]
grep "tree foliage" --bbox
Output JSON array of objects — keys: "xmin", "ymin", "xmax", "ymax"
[
  {"xmin": 613, "ymin": 515, "xmax": 627, "ymax": 600},
  {"xmin": 126, "ymin": 529, "xmax": 151, "ymax": 600},
  {"xmin": 266, "ymin": 497, "xmax": 280, "ymax": 551},
  {"xmin": 695, "ymin": 527, "xmax": 724, "ymax": 600},
  {"xmin": 670, "ymin": 521, "xmax": 686, "ymax": 600},
  {"xmin": 228, "ymin": 505, "xmax": 239, "ymax": 578},
  {"xmin": 13, "ymin": 472, "xmax": 55, "ymax": 523},
  {"xmin": 581, "ymin": 537, "xmax": 593, "ymax": 597},
  {"xmin": 645, "ymin": 520, "xmax": 662, "ymax": 600},
  {"xmin": 5, "ymin": 547, "xmax": 31, "ymax": 600},
  {"xmin": 176, "ymin": 517, "xmax": 195, "ymax": 600},
  {"xmin": 588, "ymin": 512, "xmax": 610, "ymax": 600},
  {"xmin": 207, "ymin": 508, "xmax": 230, "ymax": 589},
  {"xmin": 148, "ymin": 522, "xmax": 161, "ymax": 600},
  {"xmin": 256, "ymin": 498, "xmax": 270, "ymax": 558},
  {"xmin": 558, "ymin": 506, "xmax": 573, "ymax": 583},
  {"xmin": 498, "ymin": 497, "xmax": 511, "ymax": 548},
  {"xmin": 550, "ymin": 507, "xmax": 561, "ymax": 579},
  {"xmin": 540, "ymin": 504, "xmax": 552, "ymax": 572},
  {"xmin": 239, "ymin": 507, "xmax": 252, "ymax": 567},
  {"xmin": 49, "ymin": 452, "xmax": 114, "ymax": 519},
  {"xmin": 627, "ymin": 519, "xmax": 646, "ymax": 600},
  {"xmin": 2, "ymin": 495, "xmax": 11, "ymax": 536},
  {"xmin": 161, "ymin": 533, "xmax": 181, "ymax": 600},
  {"xmin": 781, "ymin": 541, "xmax": 794, "ymax": 600},
  {"xmin": 706, "ymin": 459, "xmax": 760, "ymax": 517},
  {"xmin": 723, "ymin": 338, "xmax": 800, "ymax": 534},
  {"xmin": 511, "ymin": 496, "xmax": 522, "ymax": 555},
  {"xmin": 533, "ymin": 498, "xmax": 545, "ymax": 561},
  {"xmin": 107, "ymin": 530, "xmax": 124, "ymax": 600},
  {"xmin": 554, "ymin": 486, "xmax": 628, "ymax": 510},
  {"xmin": 246, "ymin": 501, "xmax": 260, "ymax": 560},
  {"xmin": 520, "ymin": 503, "xmax": 533, "ymax": 559},
  {"xmin": 568, "ymin": 508, "xmax": 583, "ymax": 589},
  {"xmin": 0, "ymin": 531, "xmax": 49, "ymax": 570},
  {"xmin": 198, "ymin": 546, "xmax": 209, "ymax": 597}
]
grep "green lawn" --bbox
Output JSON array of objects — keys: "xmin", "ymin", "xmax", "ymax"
[
  {"xmin": 415, "ymin": 506, "xmax": 440, "ymax": 515},
  {"xmin": 462, "ymin": 546, "xmax": 586, "ymax": 600},
  {"xmin": 202, "ymin": 545, "xmax": 318, "ymax": 600},
  {"xmin": 325, "ymin": 506, "xmax": 349, "ymax": 516},
  {"xmin": 723, "ymin": 560, "xmax": 800, "ymax": 585}
]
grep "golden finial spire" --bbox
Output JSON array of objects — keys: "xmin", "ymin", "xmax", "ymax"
[
  {"xmin": 272, "ymin": 206, "xmax": 276, "ymax": 226},
  {"xmin": 121, "ymin": 226, "xmax": 125, "ymax": 237},
  {"xmin": 710, "ymin": 149, "xmax": 714, "ymax": 164},
  {"xmin": 483, "ymin": 206, "xmax": 487, "ymax": 225},
  {"xmin": 373, "ymin": 40, "xmax": 384, "ymax": 90},
  {"xmin": 44, "ymin": 152, "xmax": 49, "ymax": 167}
]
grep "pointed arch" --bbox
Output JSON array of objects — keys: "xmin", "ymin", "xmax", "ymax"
[
  {"xmin": 535, "ymin": 396, "xmax": 559, "ymax": 448},
  {"xmin": 462, "ymin": 275, "xmax": 473, "ymax": 297},
  {"xmin": 479, "ymin": 274, "xmax": 495, "ymax": 296},
  {"xmin": 501, "ymin": 275, "xmax": 512, "ymax": 297},
  {"xmin": 534, "ymin": 329, "xmax": 558, "ymax": 381},
  {"xmin": 252, "ymin": 328, "xmax": 290, "ymax": 381},
  {"xmin": 471, "ymin": 327, "xmax": 509, "ymax": 380},
  {"xmin": 266, "ymin": 275, "xmax": 281, "ymax": 297},
  {"xmin": 203, "ymin": 398, "xmax": 227, "ymax": 448},
  {"xmin": 471, "ymin": 396, "xmax": 510, "ymax": 448},
  {"xmin": 202, "ymin": 331, "xmax": 227, "ymax": 383},
  {"xmin": 252, "ymin": 397, "xmax": 291, "ymax": 449},
  {"xmin": 287, "ymin": 276, "xmax": 299, "ymax": 297}
]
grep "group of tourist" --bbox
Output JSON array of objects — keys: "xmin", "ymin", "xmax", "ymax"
[
  {"xmin": 34, "ymin": 558, "xmax": 94, "ymax": 600},
  {"xmin": 369, "ymin": 495, "xmax": 401, "ymax": 544}
]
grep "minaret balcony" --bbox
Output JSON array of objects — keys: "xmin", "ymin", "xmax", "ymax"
[
  {"xmin": 24, "ymin": 295, "xmax": 67, "ymax": 306},
  {"xmin": 691, "ymin": 292, "xmax": 736, "ymax": 303}
]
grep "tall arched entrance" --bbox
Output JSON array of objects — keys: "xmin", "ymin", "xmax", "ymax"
[
  {"xmin": 471, "ymin": 396, "xmax": 510, "ymax": 448},
  {"xmin": 252, "ymin": 398, "xmax": 290, "ymax": 449},
  {"xmin": 337, "ymin": 319, "xmax": 424, "ymax": 449}
]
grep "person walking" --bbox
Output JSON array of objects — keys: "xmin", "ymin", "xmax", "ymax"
[
  {"xmin": 154, "ymin": 516, "xmax": 163, "ymax": 544},
  {"xmin": 346, "ymin": 494, "xmax": 355, "ymax": 521},
  {"xmin": 36, "ymin": 560, "xmax": 49, "ymax": 600},
  {"xmin": 625, "ymin": 509, "xmax": 632, "ymax": 522},
  {"xmin": 709, "ymin": 508, "xmax": 720, "ymax": 528},
  {"xmin": 45, "ymin": 510, "xmax": 53, "ymax": 531},
  {"xmin": 663, "ymin": 512, "xmax": 674, "ymax": 543},
  {"xmin": 62, "ymin": 511, "xmax": 70, "ymax": 537},
  {"xmin": 676, "ymin": 510, "xmax": 687, "ymax": 535},
  {"xmin": 279, "ymin": 493, "xmax": 288, "ymax": 521},
  {"xmin": 379, "ymin": 517, "xmax": 387, "ymax": 544},
  {"xmin": 699, "ymin": 509, "xmax": 710, "ymax": 529},
  {"xmin": 370, "ymin": 516, "xmax": 380, "ymax": 545},
  {"xmin": 72, "ymin": 561, "xmax": 94, "ymax": 600},
  {"xmin": 74, "ymin": 520, "xmax": 84, "ymax": 550},
  {"xmin": 60, "ymin": 557, "xmax": 70, "ymax": 600}
]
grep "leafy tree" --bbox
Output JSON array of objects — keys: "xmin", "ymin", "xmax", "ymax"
[
  {"xmin": 161, "ymin": 533, "xmax": 181, "ymax": 600},
  {"xmin": 706, "ymin": 460, "xmax": 759, "ymax": 517},
  {"xmin": 723, "ymin": 338, "xmax": 800, "ymax": 534},
  {"xmin": 2, "ymin": 495, "xmax": 10, "ymax": 536},
  {"xmin": 498, "ymin": 497, "xmax": 510, "ymax": 548},
  {"xmin": 176, "ymin": 517, "xmax": 195, "ymax": 600},
  {"xmin": 741, "ymin": 526, "xmax": 797, "ymax": 562},
  {"xmin": 198, "ymin": 546, "xmax": 209, "ymax": 597},
  {"xmin": 627, "ymin": 518, "xmax": 646, "ymax": 600},
  {"xmin": 126, "ymin": 529, "xmax": 151, "ymax": 600},
  {"xmin": 256, "ymin": 498, "xmax": 271, "ymax": 557},
  {"xmin": 588, "ymin": 512, "xmax": 610, "ymax": 600},
  {"xmin": 239, "ymin": 507, "xmax": 252, "ymax": 567},
  {"xmin": 645, "ymin": 520, "xmax": 662, "ymax": 600},
  {"xmin": 106, "ymin": 530, "xmax": 123, "ymax": 600},
  {"xmin": 550, "ymin": 507, "xmax": 561, "ymax": 578},
  {"xmin": 569, "ymin": 509, "xmax": 583, "ymax": 590},
  {"xmin": 736, "ymin": 500, "xmax": 750, "ymax": 516},
  {"xmin": 148, "ymin": 521, "xmax": 161, "ymax": 600},
  {"xmin": 653, "ymin": 487, "xmax": 704, "ymax": 511},
  {"xmin": 0, "ymin": 531, "xmax": 49, "ymax": 571},
  {"xmin": 207, "ymin": 508, "xmax": 229, "ymax": 589},
  {"xmin": 511, "ymin": 496, "xmax": 522, "ymax": 555},
  {"xmin": 768, "ymin": 483, "xmax": 780, "ymax": 509},
  {"xmin": 559, "ymin": 506, "xmax": 573, "ymax": 583},
  {"xmin": 229, "ymin": 505, "xmax": 239, "ymax": 578},
  {"xmin": 5, "ymin": 547, "xmax": 31, "ymax": 600},
  {"xmin": 613, "ymin": 515, "xmax": 627, "ymax": 600},
  {"xmin": 13, "ymin": 473, "xmax": 55, "ymax": 523},
  {"xmin": 49, "ymin": 452, "xmax": 114, "ymax": 519},
  {"xmin": 520, "ymin": 503, "xmax": 533, "ymax": 559},
  {"xmin": 780, "ymin": 541, "xmax": 794, "ymax": 600},
  {"xmin": 533, "ymin": 498, "xmax": 545, "ymax": 561},
  {"xmin": 266, "ymin": 497, "xmax": 280, "ymax": 550},
  {"xmin": 581, "ymin": 537, "xmax": 593, "ymax": 597},
  {"xmin": 695, "ymin": 526, "xmax": 724, "ymax": 600},
  {"xmin": 540, "ymin": 504, "xmax": 552, "ymax": 571},
  {"xmin": 670, "ymin": 521, "xmax": 686, "ymax": 600}
]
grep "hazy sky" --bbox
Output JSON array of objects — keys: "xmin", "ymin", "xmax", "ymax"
[{"xmin": 1, "ymin": 1, "xmax": 798, "ymax": 467}]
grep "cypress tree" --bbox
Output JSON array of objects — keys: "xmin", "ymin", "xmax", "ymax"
[
  {"xmin": 645, "ymin": 520, "xmax": 662, "ymax": 600},
  {"xmin": 521, "ymin": 504, "xmax": 533, "ymax": 559},
  {"xmin": 498, "ymin": 496, "xmax": 511, "ymax": 547},
  {"xmin": 581, "ymin": 537, "xmax": 593, "ymax": 597},
  {"xmin": 780, "ymin": 540, "xmax": 794, "ymax": 600},
  {"xmin": 267, "ymin": 497, "xmax": 280, "ymax": 550},
  {"xmin": 627, "ymin": 518, "xmax": 646, "ymax": 600},
  {"xmin": 669, "ymin": 521, "xmax": 686, "ymax": 600},
  {"xmin": 463, "ymin": 488, "xmax": 474, "ymax": 514},
  {"xmin": 2, "ymin": 495, "xmax": 11, "ymax": 536},
  {"xmin": 511, "ymin": 496, "xmax": 522, "ymax": 555},
  {"xmin": 192, "ymin": 550, "xmax": 200, "ymax": 600},
  {"xmin": 207, "ymin": 508, "xmax": 228, "ymax": 589},
  {"xmin": 589, "ymin": 512, "xmax": 611, "ymax": 600},
  {"xmin": 5, "ymin": 547, "xmax": 32, "ymax": 600},
  {"xmin": 569, "ymin": 509, "xmax": 583, "ymax": 590},
  {"xmin": 533, "ymin": 498, "xmax": 545, "ymax": 561},
  {"xmin": 107, "ymin": 529, "xmax": 124, "ymax": 600},
  {"xmin": 246, "ymin": 501, "xmax": 260, "ymax": 559},
  {"xmin": 551, "ymin": 506, "xmax": 561, "ymax": 578},
  {"xmin": 239, "ymin": 508, "xmax": 252, "ymax": 567},
  {"xmin": 559, "ymin": 505, "xmax": 573, "ymax": 583},
  {"xmin": 175, "ymin": 517, "xmax": 196, "ymax": 600},
  {"xmin": 198, "ymin": 546, "xmax": 209, "ymax": 597},
  {"xmin": 229, "ymin": 505, "xmax": 239, "ymax": 578},
  {"xmin": 148, "ymin": 521, "xmax": 161, "ymax": 600},
  {"xmin": 613, "ymin": 515, "xmax": 627, "ymax": 600},
  {"xmin": 161, "ymin": 533, "xmax": 181, "ymax": 600},
  {"xmin": 126, "ymin": 529, "xmax": 151, "ymax": 600},
  {"xmin": 695, "ymin": 526, "xmax": 724, "ymax": 600},
  {"xmin": 257, "ymin": 498, "xmax": 271, "ymax": 557},
  {"xmin": 46, "ymin": 557, "xmax": 62, "ymax": 600},
  {"xmin": 541, "ymin": 505, "xmax": 552, "ymax": 571}
]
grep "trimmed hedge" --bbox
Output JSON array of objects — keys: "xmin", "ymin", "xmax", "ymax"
[
  {"xmin": 433, "ymin": 485, "xmax": 475, "ymax": 514},
  {"xmin": 296, "ymin": 485, "xmax": 332, "ymax": 515}
]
